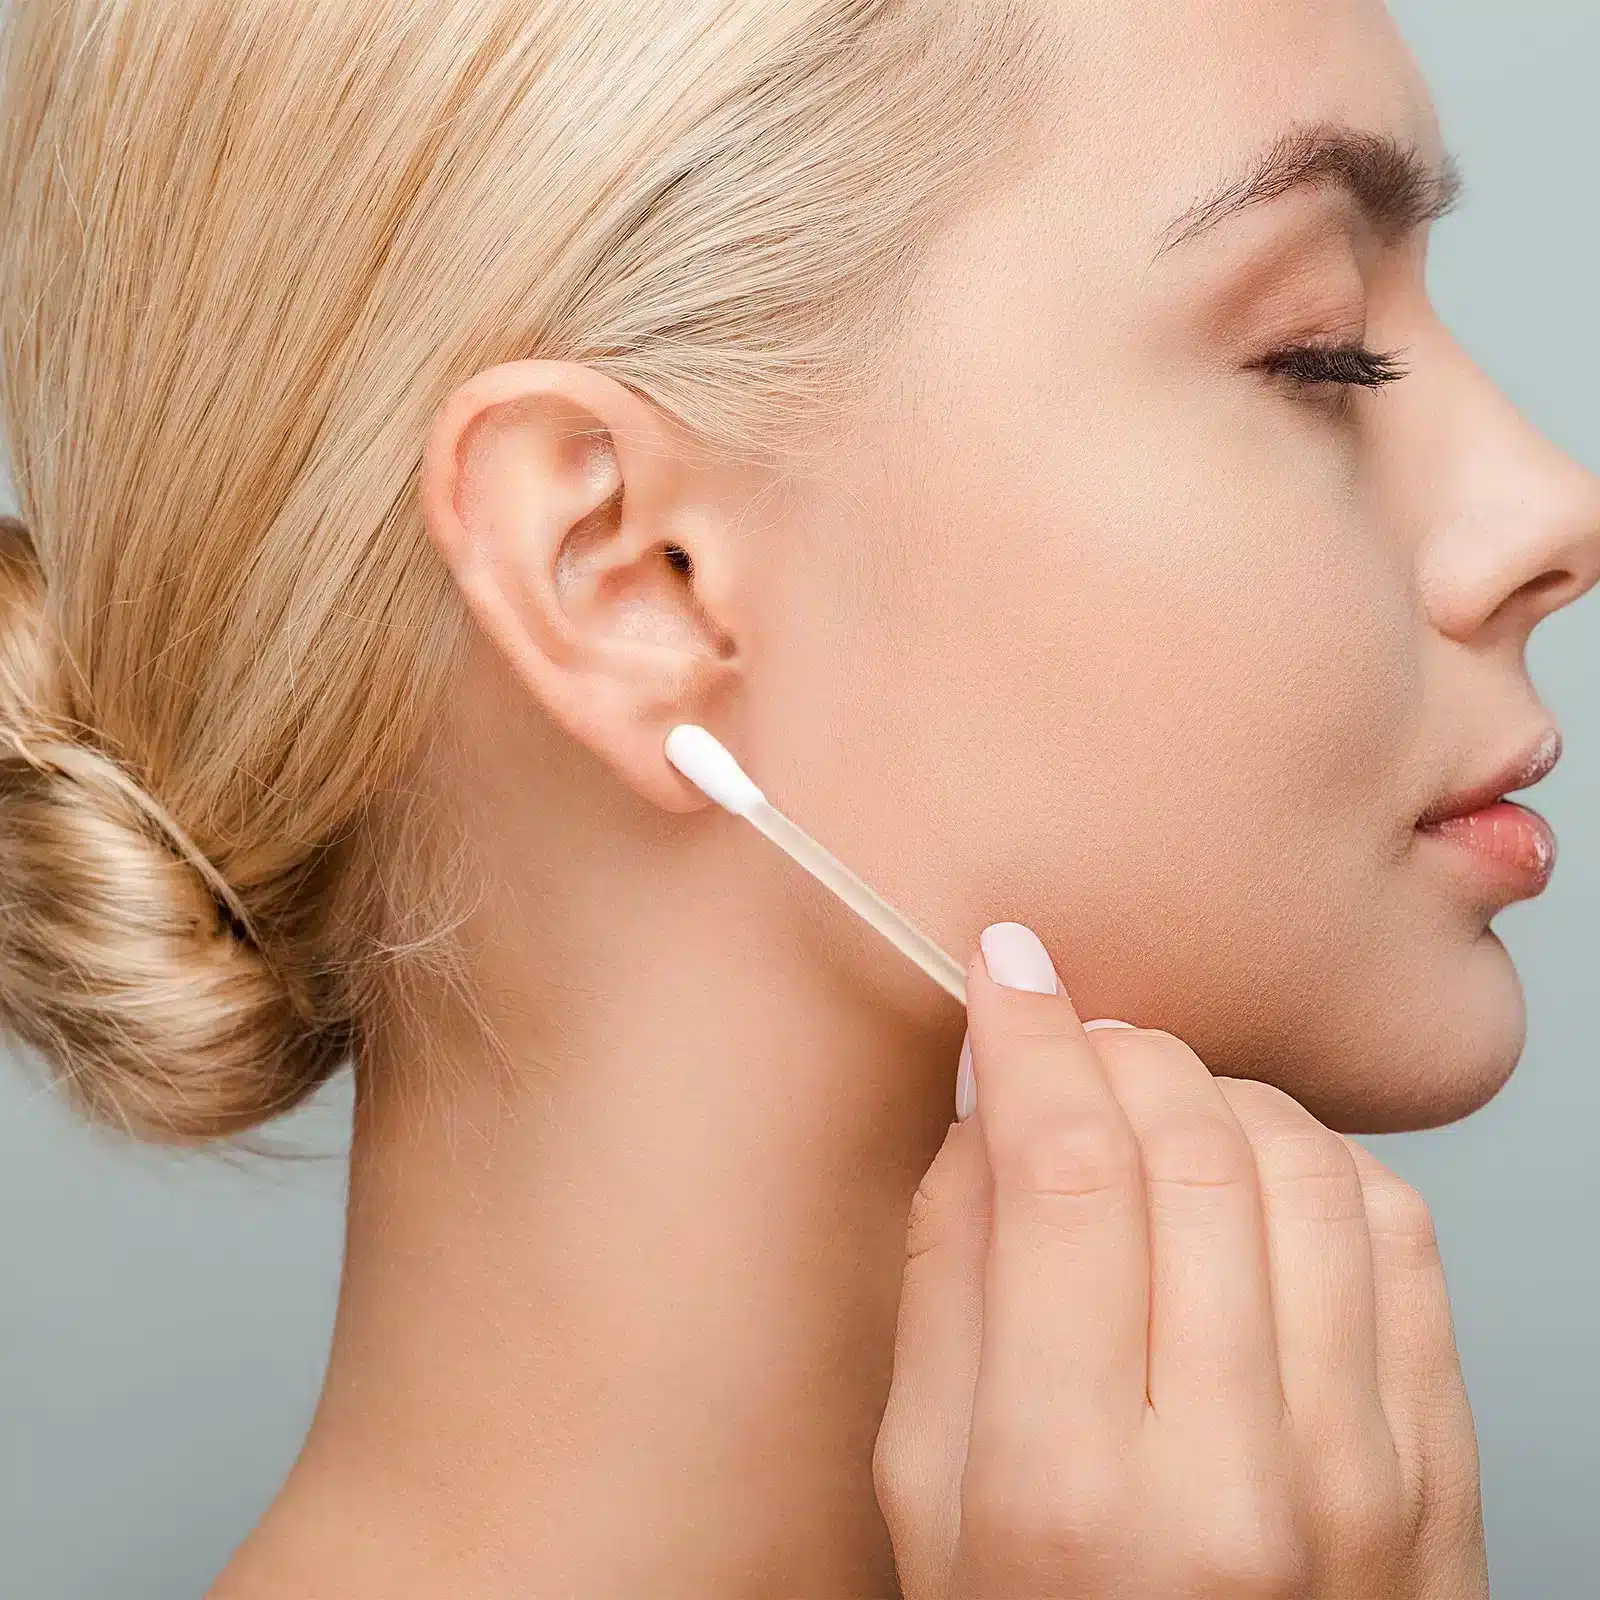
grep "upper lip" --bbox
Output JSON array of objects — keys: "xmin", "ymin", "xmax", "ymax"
[{"xmin": 1417, "ymin": 728, "xmax": 1564, "ymax": 828}]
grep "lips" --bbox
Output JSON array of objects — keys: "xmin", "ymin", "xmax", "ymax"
[
  {"xmin": 1417, "ymin": 728, "xmax": 1563, "ymax": 829},
  {"xmin": 1415, "ymin": 728, "xmax": 1563, "ymax": 900},
  {"xmin": 1421, "ymin": 801, "xmax": 1556, "ymax": 887}
]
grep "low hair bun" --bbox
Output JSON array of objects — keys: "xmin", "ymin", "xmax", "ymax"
[{"xmin": 0, "ymin": 515, "xmax": 351, "ymax": 1141}]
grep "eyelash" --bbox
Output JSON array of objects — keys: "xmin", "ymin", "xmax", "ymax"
[{"xmin": 1255, "ymin": 342, "xmax": 1410, "ymax": 392}]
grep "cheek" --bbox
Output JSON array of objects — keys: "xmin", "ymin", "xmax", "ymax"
[
  {"xmin": 876, "ymin": 392, "xmax": 1422, "ymax": 913},
  {"xmin": 790, "ymin": 386, "xmax": 1439, "ymax": 1078}
]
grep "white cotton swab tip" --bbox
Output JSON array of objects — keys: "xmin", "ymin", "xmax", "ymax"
[
  {"xmin": 664, "ymin": 723, "xmax": 967, "ymax": 1006},
  {"xmin": 665, "ymin": 723, "xmax": 767, "ymax": 818}
]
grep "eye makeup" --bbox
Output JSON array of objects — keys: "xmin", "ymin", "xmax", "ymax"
[
  {"xmin": 1159, "ymin": 191, "xmax": 1399, "ymax": 397},
  {"xmin": 1253, "ymin": 341, "xmax": 1409, "ymax": 391}
]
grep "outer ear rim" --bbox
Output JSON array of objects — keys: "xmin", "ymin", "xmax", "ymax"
[
  {"xmin": 422, "ymin": 360, "xmax": 660, "ymax": 567},
  {"xmin": 419, "ymin": 358, "xmax": 742, "ymax": 819}
]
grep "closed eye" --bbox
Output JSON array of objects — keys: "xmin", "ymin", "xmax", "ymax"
[{"xmin": 1254, "ymin": 342, "xmax": 1409, "ymax": 390}]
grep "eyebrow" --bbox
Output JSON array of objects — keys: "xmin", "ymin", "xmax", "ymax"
[{"xmin": 1157, "ymin": 124, "xmax": 1464, "ymax": 255}]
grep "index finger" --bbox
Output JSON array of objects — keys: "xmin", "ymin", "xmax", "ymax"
[{"xmin": 964, "ymin": 922, "xmax": 1151, "ymax": 1472}]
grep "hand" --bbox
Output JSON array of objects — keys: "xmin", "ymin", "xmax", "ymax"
[{"xmin": 874, "ymin": 922, "xmax": 1488, "ymax": 1599}]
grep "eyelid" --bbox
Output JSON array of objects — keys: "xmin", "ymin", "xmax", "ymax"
[
  {"xmin": 1181, "ymin": 202, "xmax": 1373, "ymax": 334},
  {"xmin": 1256, "ymin": 342, "xmax": 1408, "ymax": 381}
]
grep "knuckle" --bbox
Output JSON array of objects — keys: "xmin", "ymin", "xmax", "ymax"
[
  {"xmin": 1094, "ymin": 1023, "xmax": 1180, "ymax": 1056},
  {"xmin": 1094, "ymin": 1026, "xmax": 1204, "ymax": 1077},
  {"xmin": 1260, "ymin": 1123, "xmax": 1358, "ymax": 1187},
  {"xmin": 902, "ymin": 1123, "xmax": 985, "ymax": 1265},
  {"xmin": 991, "ymin": 1105, "xmax": 1141, "ymax": 1204},
  {"xmin": 1138, "ymin": 1106, "xmax": 1256, "ymax": 1193},
  {"xmin": 1314, "ymin": 1453, "xmax": 1409, "ymax": 1559},
  {"xmin": 903, "ymin": 1169, "xmax": 952, "ymax": 1264},
  {"xmin": 961, "ymin": 1450, "xmax": 1119, "ymax": 1558},
  {"xmin": 872, "ymin": 1417, "xmax": 933, "ymax": 1534},
  {"xmin": 1201, "ymin": 1541, "xmax": 1310, "ymax": 1599},
  {"xmin": 1427, "ymin": 1449, "xmax": 1488, "ymax": 1535},
  {"xmin": 1217, "ymin": 1074, "xmax": 1307, "ymax": 1125},
  {"xmin": 1363, "ymin": 1172, "xmax": 1440, "ymax": 1257},
  {"xmin": 1246, "ymin": 1114, "xmax": 1365, "ymax": 1224},
  {"xmin": 1195, "ymin": 1488, "xmax": 1310, "ymax": 1597}
]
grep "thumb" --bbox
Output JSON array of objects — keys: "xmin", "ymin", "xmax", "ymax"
[{"xmin": 874, "ymin": 1081, "xmax": 991, "ymax": 1598}]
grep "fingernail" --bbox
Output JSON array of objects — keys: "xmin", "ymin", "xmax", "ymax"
[
  {"xmin": 955, "ymin": 1032, "xmax": 976, "ymax": 1121},
  {"xmin": 1083, "ymin": 1019, "xmax": 1136, "ymax": 1032},
  {"xmin": 979, "ymin": 922, "xmax": 1059, "ymax": 993}
]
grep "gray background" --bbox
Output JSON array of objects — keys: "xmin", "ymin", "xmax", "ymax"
[{"xmin": 2, "ymin": 2, "xmax": 1597, "ymax": 1595}]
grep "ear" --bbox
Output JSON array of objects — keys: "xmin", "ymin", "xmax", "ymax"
[{"xmin": 421, "ymin": 360, "xmax": 748, "ymax": 813}]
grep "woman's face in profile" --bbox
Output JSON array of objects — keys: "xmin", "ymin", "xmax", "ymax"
[{"xmin": 747, "ymin": 0, "xmax": 1600, "ymax": 1131}]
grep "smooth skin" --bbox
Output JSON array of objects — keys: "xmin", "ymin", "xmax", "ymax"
[
  {"xmin": 214, "ymin": 1, "xmax": 1600, "ymax": 1595},
  {"xmin": 878, "ymin": 924, "xmax": 1485, "ymax": 1598}
]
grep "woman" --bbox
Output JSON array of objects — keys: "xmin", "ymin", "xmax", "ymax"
[{"xmin": 0, "ymin": 0, "xmax": 1595, "ymax": 1595}]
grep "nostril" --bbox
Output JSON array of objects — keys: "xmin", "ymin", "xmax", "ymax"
[
  {"xmin": 1517, "ymin": 569, "xmax": 1575, "ymax": 607},
  {"xmin": 1482, "ymin": 567, "xmax": 1582, "ymax": 634}
]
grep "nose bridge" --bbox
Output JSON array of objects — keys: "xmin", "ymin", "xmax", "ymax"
[{"xmin": 1419, "ymin": 342, "xmax": 1600, "ymax": 641}]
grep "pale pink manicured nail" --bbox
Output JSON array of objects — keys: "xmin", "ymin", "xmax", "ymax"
[
  {"xmin": 978, "ymin": 922, "xmax": 1058, "ymax": 993},
  {"xmin": 1083, "ymin": 1019, "xmax": 1136, "ymax": 1032},
  {"xmin": 955, "ymin": 1032, "xmax": 976, "ymax": 1122}
]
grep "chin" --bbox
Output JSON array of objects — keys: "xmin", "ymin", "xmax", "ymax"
[
  {"xmin": 1195, "ymin": 930, "xmax": 1529, "ymax": 1137},
  {"xmin": 1318, "ymin": 932, "xmax": 1529, "ymax": 1135}
]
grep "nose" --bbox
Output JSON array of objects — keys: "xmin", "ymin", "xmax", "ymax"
[{"xmin": 1416, "ymin": 348, "xmax": 1600, "ymax": 646}]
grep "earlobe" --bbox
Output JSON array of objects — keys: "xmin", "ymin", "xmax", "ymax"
[{"xmin": 420, "ymin": 360, "xmax": 743, "ymax": 814}]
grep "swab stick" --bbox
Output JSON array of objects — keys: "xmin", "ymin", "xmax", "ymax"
[{"xmin": 664, "ymin": 724, "xmax": 967, "ymax": 1006}]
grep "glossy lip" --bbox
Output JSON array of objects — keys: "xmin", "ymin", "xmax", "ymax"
[{"xmin": 1417, "ymin": 727, "xmax": 1563, "ymax": 829}]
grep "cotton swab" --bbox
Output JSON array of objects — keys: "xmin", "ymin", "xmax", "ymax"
[{"xmin": 663, "ymin": 723, "xmax": 968, "ymax": 1006}]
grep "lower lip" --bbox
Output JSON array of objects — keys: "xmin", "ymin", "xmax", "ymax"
[{"xmin": 1416, "ymin": 800, "xmax": 1557, "ymax": 900}]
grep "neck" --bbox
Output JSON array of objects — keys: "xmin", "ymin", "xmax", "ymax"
[{"xmin": 212, "ymin": 784, "xmax": 962, "ymax": 1599}]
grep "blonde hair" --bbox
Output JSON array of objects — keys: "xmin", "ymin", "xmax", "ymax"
[{"xmin": 0, "ymin": 0, "xmax": 1059, "ymax": 1141}]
